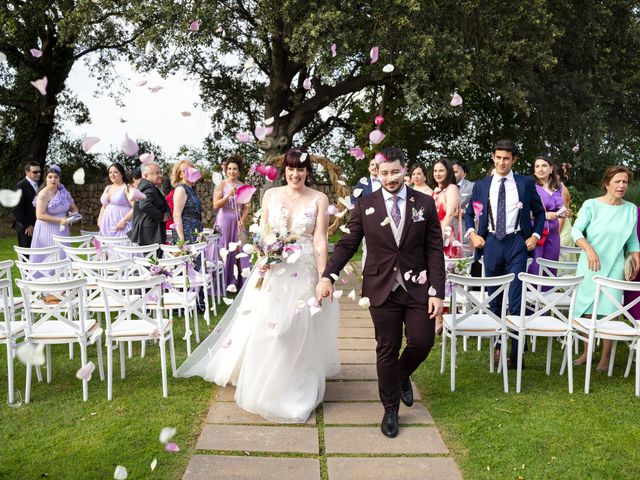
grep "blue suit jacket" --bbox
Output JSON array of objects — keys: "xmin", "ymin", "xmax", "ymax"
[
  {"xmin": 463, "ymin": 174, "xmax": 545, "ymax": 258},
  {"xmin": 350, "ymin": 177, "xmax": 378, "ymax": 203}
]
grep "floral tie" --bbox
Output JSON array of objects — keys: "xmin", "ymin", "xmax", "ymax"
[
  {"xmin": 495, "ymin": 178, "xmax": 506, "ymax": 240},
  {"xmin": 391, "ymin": 195, "xmax": 401, "ymax": 227}
]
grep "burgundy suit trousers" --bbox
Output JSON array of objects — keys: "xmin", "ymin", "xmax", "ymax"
[{"xmin": 369, "ymin": 286, "xmax": 435, "ymax": 410}]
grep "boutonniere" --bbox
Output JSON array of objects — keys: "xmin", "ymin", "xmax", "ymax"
[
  {"xmin": 412, "ymin": 207, "xmax": 425, "ymax": 222},
  {"xmin": 409, "ymin": 196, "xmax": 415, "ymax": 202},
  {"xmin": 516, "ymin": 201, "xmax": 523, "ymax": 209}
]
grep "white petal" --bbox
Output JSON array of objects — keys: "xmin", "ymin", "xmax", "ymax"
[
  {"xmin": 0, "ymin": 189, "xmax": 22, "ymax": 208},
  {"xmin": 309, "ymin": 306, "xmax": 321, "ymax": 316},
  {"xmin": 159, "ymin": 426, "xmax": 176, "ymax": 444},
  {"xmin": 337, "ymin": 180, "xmax": 346, "ymax": 186},
  {"xmin": 382, "ymin": 64, "xmax": 395, "ymax": 73},
  {"xmin": 348, "ymin": 289, "xmax": 356, "ymax": 301},
  {"xmin": 227, "ymin": 241, "xmax": 239, "ymax": 252},
  {"xmin": 82, "ymin": 136, "xmax": 100, "ymax": 153},
  {"xmin": 358, "ymin": 297, "xmax": 370, "ymax": 308},
  {"xmin": 339, "ymin": 225, "xmax": 350, "ymax": 234},
  {"xmin": 275, "ymin": 268, "xmax": 286, "ymax": 276},
  {"xmin": 287, "ymin": 249, "xmax": 302, "ymax": 264},
  {"xmin": 222, "ymin": 297, "xmax": 233, "ymax": 305},
  {"xmin": 226, "ymin": 284, "xmax": 237, "ymax": 293},
  {"xmin": 242, "ymin": 243, "xmax": 254, "ymax": 254},
  {"xmin": 150, "ymin": 459, "xmax": 157, "ymax": 471},
  {"xmin": 219, "ymin": 248, "xmax": 228, "ymax": 262},
  {"xmin": 30, "ymin": 76, "xmax": 48, "ymax": 95},
  {"xmin": 404, "ymin": 270, "xmax": 412, "ymax": 281},
  {"xmin": 333, "ymin": 289, "xmax": 343, "ymax": 299},
  {"xmin": 16, "ymin": 343, "xmax": 45, "ymax": 366},
  {"xmin": 380, "ymin": 217, "xmax": 391, "ymax": 226},
  {"xmin": 353, "ymin": 188, "xmax": 363, "ymax": 198},
  {"xmin": 114, "ymin": 465, "xmax": 128, "ymax": 480},
  {"xmin": 428, "ymin": 286, "xmax": 437, "ymax": 296},
  {"xmin": 241, "ymin": 267, "xmax": 251, "ymax": 278},
  {"xmin": 365, "ymin": 207, "xmax": 375, "ymax": 216},
  {"xmin": 338, "ymin": 196, "xmax": 354, "ymax": 210},
  {"xmin": 0, "ymin": 52, "xmax": 7, "ymax": 63},
  {"xmin": 264, "ymin": 116, "xmax": 274, "ymax": 125},
  {"xmin": 330, "ymin": 273, "xmax": 339, "ymax": 281},
  {"xmin": 139, "ymin": 152, "xmax": 155, "ymax": 164},
  {"xmin": 72, "ymin": 168, "xmax": 85, "ymax": 185},
  {"xmin": 296, "ymin": 299, "xmax": 306, "ymax": 309},
  {"xmin": 279, "ymin": 110, "xmax": 289, "ymax": 117}
]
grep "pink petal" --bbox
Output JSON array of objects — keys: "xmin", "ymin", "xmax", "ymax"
[
  {"xmin": 30, "ymin": 48, "xmax": 42, "ymax": 58},
  {"xmin": 572, "ymin": 144, "xmax": 579, "ymax": 153},
  {"xmin": 417, "ymin": 270, "xmax": 427, "ymax": 284},
  {"xmin": 369, "ymin": 129, "xmax": 385, "ymax": 145},
  {"xmin": 374, "ymin": 115, "xmax": 385, "ymax": 126},
  {"xmin": 428, "ymin": 286, "xmax": 437, "ymax": 296},
  {"xmin": 139, "ymin": 152, "xmax": 155, "ymax": 164},
  {"xmin": 127, "ymin": 187, "xmax": 146, "ymax": 201},
  {"xmin": 330, "ymin": 43, "xmax": 337, "ymax": 57},
  {"xmin": 235, "ymin": 185, "xmax": 257, "ymax": 204},
  {"xmin": 118, "ymin": 116, "xmax": 127, "ymax": 123},
  {"xmin": 370, "ymin": 46, "xmax": 379, "ymax": 64},
  {"xmin": 326, "ymin": 205, "xmax": 339, "ymax": 216},
  {"xmin": 164, "ymin": 442, "xmax": 180, "ymax": 452},
  {"xmin": 220, "ymin": 338, "xmax": 232, "ymax": 348},
  {"xmin": 82, "ymin": 136, "xmax": 100, "ymax": 153},
  {"xmin": 75, "ymin": 361, "xmax": 96, "ymax": 381},
  {"xmin": 180, "ymin": 111, "xmax": 192, "ymax": 117},
  {"xmin": 374, "ymin": 152, "xmax": 387, "ymax": 163},
  {"xmin": 184, "ymin": 167, "xmax": 201, "ymax": 183},
  {"xmin": 121, "ymin": 133, "xmax": 139, "ymax": 157},
  {"xmin": 216, "ymin": 25, "xmax": 224, "ymax": 33},
  {"xmin": 93, "ymin": 238, "xmax": 101, "ymax": 253},
  {"xmin": 148, "ymin": 85, "xmax": 163, "ymax": 93},
  {"xmin": 135, "ymin": 79, "xmax": 148, "ymax": 87},
  {"xmin": 254, "ymin": 125, "xmax": 273, "ymax": 141},
  {"xmin": 236, "ymin": 132, "xmax": 251, "ymax": 143},
  {"xmin": 450, "ymin": 92, "xmax": 463, "ymax": 107},
  {"xmin": 189, "ymin": 20, "xmax": 201, "ymax": 32},
  {"xmin": 256, "ymin": 164, "xmax": 278, "ymax": 182},
  {"xmin": 333, "ymin": 290, "xmax": 343, "ymax": 299},
  {"xmin": 30, "ymin": 76, "xmax": 47, "ymax": 95},
  {"xmin": 303, "ymin": 77, "xmax": 312, "ymax": 90},
  {"xmin": 348, "ymin": 147, "xmax": 366, "ymax": 160},
  {"xmin": 472, "ymin": 201, "xmax": 483, "ymax": 216}
]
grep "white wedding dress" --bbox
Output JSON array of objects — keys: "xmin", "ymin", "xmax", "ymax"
[{"xmin": 177, "ymin": 192, "xmax": 340, "ymax": 423}]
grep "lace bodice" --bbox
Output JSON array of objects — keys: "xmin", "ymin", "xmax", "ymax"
[{"xmin": 267, "ymin": 195, "xmax": 320, "ymax": 242}]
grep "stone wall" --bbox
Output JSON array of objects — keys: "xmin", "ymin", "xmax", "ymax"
[{"xmin": 0, "ymin": 182, "xmax": 346, "ymax": 237}]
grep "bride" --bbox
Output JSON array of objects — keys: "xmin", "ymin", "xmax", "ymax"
[{"xmin": 177, "ymin": 148, "xmax": 340, "ymax": 423}]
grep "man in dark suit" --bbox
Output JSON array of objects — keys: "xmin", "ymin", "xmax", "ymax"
[
  {"xmin": 351, "ymin": 157, "xmax": 381, "ymax": 202},
  {"xmin": 317, "ymin": 147, "xmax": 446, "ymax": 438},
  {"xmin": 463, "ymin": 139, "xmax": 545, "ymax": 368},
  {"xmin": 11, "ymin": 161, "xmax": 41, "ymax": 248},
  {"xmin": 128, "ymin": 162, "xmax": 171, "ymax": 249}
]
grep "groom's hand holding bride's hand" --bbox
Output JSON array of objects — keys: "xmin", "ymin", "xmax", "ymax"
[{"xmin": 315, "ymin": 277, "xmax": 334, "ymax": 305}]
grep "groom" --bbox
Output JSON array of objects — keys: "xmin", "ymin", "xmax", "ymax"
[{"xmin": 316, "ymin": 147, "xmax": 445, "ymax": 438}]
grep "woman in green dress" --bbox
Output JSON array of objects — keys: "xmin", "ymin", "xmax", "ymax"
[{"xmin": 573, "ymin": 166, "xmax": 640, "ymax": 370}]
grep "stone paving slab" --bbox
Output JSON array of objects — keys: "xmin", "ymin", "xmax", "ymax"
[
  {"xmin": 339, "ymin": 327, "xmax": 375, "ymax": 338},
  {"xmin": 325, "ymin": 381, "xmax": 422, "ymax": 401},
  {"xmin": 338, "ymin": 338, "xmax": 377, "ymax": 350},
  {"xmin": 183, "ymin": 455, "xmax": 321, "ymax": 480},
  {"xmin": 323, "ymin": 401, "xmax": 433, "ymax": 425},
  {"xmin": 215, "ymin": 386, "xmax": 236, "ymax": 401},
  {"xmin": 340, "ymin": 349, "xmax": 377, "ymax": 364},
  {"xmin": 207, "ymin": 401, "xmax": 316, "ymax": 425},
  {"xmin": 324, "ymin": 426, "xmax": 448, "ymax": 454},
  {"xmin": 196, "ymin": 425, "xmax": 319, "ymax": 453},
  {"xmin": 339, "ymin": 319, "xmax": 373, "ymax": 328},
  {"xmin": 329, "ymin": 364, "xmax": 378, "ymax": 380},
  {"xmin": 326, "ymin": 457, "xmax": 462, "ymax": 480}
]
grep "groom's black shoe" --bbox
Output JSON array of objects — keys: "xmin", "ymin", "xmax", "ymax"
[
  {"xmin": 381, "ymin": 409, "xmax": 399, "ymax": 438},
  {"xmin": 400, "ymin": 377, "xmax": 413, "ymax": 407}
]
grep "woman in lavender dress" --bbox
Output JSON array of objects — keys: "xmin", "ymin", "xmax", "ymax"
[
  {"xmin": 213, "ymin": 155, "xmax": 251, "ymax": 289},
  {"xmin": 30, "ymin": 165, "xmax": 78, "ymax": 262},
  {"xmin": 97, "ymin": 163, "xmax": 133, "ymax": 237},
  {"xmin": 527, "ymin": 156, "xmax": 571, "ymax": 276}
]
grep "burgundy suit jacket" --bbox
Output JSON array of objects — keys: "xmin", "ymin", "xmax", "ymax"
[{"xmin": 324, "ymin": 187, "xmax": 446, "ymax": 307}]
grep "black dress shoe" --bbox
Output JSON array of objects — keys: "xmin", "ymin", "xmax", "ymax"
[
  {"xmin": 381, "ymin": 409, "xmax": 399, "ymax": 438},
  {"xmin": 400, "ymin": 377, "xmax": 413, "ymax": 407}
]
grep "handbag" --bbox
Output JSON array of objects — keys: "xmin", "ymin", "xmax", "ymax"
[
  {"xmin": 624, "ymin": 254, "xmax": 637, "ymax": 281},
  {"xmin": 536, "ymin": 225, "xmax": 549, "ymax": 246}
]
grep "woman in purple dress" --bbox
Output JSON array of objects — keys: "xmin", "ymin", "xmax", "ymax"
[
  {"xmin": 213, "ymin": 155, "xmax": 251, "ymax": 289},
  {"xmin": 527, "ymin": 156, "xmax": 571, "ymax": 276},
  {"xmin": 30, "ymin": 165, "xmax": 78, "ymax": 262},
  {"xmin": 97, "ymin": 163, "xmax": 133, "ymax": 237}
]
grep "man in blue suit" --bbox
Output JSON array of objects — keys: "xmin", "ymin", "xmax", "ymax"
[
  {"xmin": 352, "ymin": 157, "xmax": 382, "ymax": 202},
  {"xmin": 463, "ymin": 139, "xmax": 545, "ymax": 368}
]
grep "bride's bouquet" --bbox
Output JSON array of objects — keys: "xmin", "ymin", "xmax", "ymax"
[{"xmin": 251, "ymin": 228, "xmax": 301, "ymax": 289}]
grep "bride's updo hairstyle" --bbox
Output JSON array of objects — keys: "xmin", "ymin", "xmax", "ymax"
[{"xmin": 281, "ymin": 148, "xmax": 313, "ymax": 186}]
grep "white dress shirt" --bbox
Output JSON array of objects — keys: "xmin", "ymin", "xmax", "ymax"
[
  {"xmin": 371, "ymin": 176, "xmax": 381, "ymax": 192},
  {"xmin": 381, "ymin": 185, "xmax": 407, "ymax": 290},
  {"xmin": 489, "ymin": 171, "xmax": 519, "ymax": 234},
  {"xmin": 27, "ymin": 178, "xmax": 39, "ymax": 193}
]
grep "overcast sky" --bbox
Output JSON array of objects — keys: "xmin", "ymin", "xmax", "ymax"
[{"xmin": 63, "ymin": 60, "xmax": 214, "ymax": 157}]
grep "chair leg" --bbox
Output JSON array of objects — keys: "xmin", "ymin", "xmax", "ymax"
[
  {"xmin": 80, "ymin": 341, "xmax": 89, "ymax": 402},
  {"xmin": 625, "ymin": 345, "xmax": 634, "ymax": 378},
  {"xmin": 35, "ymin": 364, "xmax": 43, "ymax": 382},
  {"xmin": 119, "ymin": 341, "xmax": 126, "ymax": 379},
  {"xmin": 477, "ymin": 336, "xmax": 482, "ymax": 351},
  {"xmin": 489, "ymin": 339, "xmax": 495, "ymax": 373},
  {"xmin": 107, "ymin": 340, "xmax": 113, "ymax": 401},
  {"xmin": 440, "ymin": 328, "xmax": 447, "ymax": 374},
  {"xmin": 635, "ymin": 344, "xmax": 640, "ymax": 397},
  {"xmin": 141, "ymin": 340, "xmax": 146, "ymax": 358},
  {"xmin": 516, "ymin": 333, "xmax": 525, "ymax": 393},
  {"xmin": 25, "ymin": 362, "xmax": 32, "ymax": 404},
  {"xmin": 531, "ymin": 335, "xmax": 537, "ymax": 353},
  {"xmin": 46, "ymin": 344, "xmax": 52, "ymax": 383},
  {"xmin": 567, "ymin": 333, "xmax": 574, "ymax": 394},
  {"xmin": 159, "ymin": 338, "xmax": 168, "ymax": 398},
  {"xmin": 546, "ymin": 337, "xmax": 553, "ymax": 376},
  {"xmin": 193, "ymin": 306, "xmax": 200, "ymax": 344},
  {"xmin": 585, "ymin": 332, "xmax": 595, "ymax": 394},
  {"xmin": 608, "ymin": 341, "xmax": 617, "ymax": 377},
  {"xmin": 96, "ymin": 335, "xmax": 105, "ymax": 381},
  {"xmin": 184, "ymin": 311, "xmax": 192, "ymax": 356},
  {"xmin": 462, "ymin": 335, "xmax": 467, "ymax": 352},
  {"xmin": 501, "ymin": 334, "xmax": 509, "ymax": 393},
  {"xmin": 169, "ymin": 333, "xmax": 177, "ymax": 377},
  {"xmin": 127, "ymin": 340, "xmax": 133, "ymax": 359},
  {"xmin": 6, "ymin": 341, "xmax": 14, "ymax": 404},
  {"xmin": 450, "ymin": 334, "xmax": 457, "ymax": 392},
  {"xmin": 203, "ymin": 286, "xmax": 211, "ymax": 327},
  {"xmin": 69, "ymin": 343, "xmax": 74, "ymax": 359}
]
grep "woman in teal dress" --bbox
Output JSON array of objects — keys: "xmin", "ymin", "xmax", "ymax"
[{"xmin": 572, "ymin": 166, "xmax": 640, "ymax": 370}]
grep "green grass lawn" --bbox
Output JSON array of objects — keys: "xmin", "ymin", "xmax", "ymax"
[{"xmin": 0, "ymin": 235, "xmax": 222, "ymax": 479}]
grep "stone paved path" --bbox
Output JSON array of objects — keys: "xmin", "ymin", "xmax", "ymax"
[{"xmin": 183, "ymin": 271, "xmax": 462, "ymax": 480}]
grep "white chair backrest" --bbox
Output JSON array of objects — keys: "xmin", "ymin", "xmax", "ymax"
[
  {"xmin": 560, "ymin": 245, "xmax": 581, "ymax": 256},
  {"xmin": 93, "ymin": 236, "xmax": 131, "ymax": 247},
  {"xmin": 15, "ymin": 259, "xmax": 72, "ymax": 282},
  {"xmin": 96, "ymin": 275, "xmax": 166, "ymax": 334},
  {"xmin": 0, "ymin": 279, "xmax": 14, "ymax": 337},
  {"xmin": 132, "ymin": 255, "xmax": 192, "ymax": 290},
  {"xmin": 536, "ymin": 257, "xmax": 578, "ymax": 278},
  {"xmin": 16, "ymin": 278, "xmax": 89, "ymax": 336},
  {"xmin": 112, "ymin": 244, "xmax": 159, "ymax": 260},
  {"xmin": 516, "ymin": 273, "xmax": 584, "ymax": 328},
  {"xmin": 0, "ymin": 259, "xmax": 14, "ymax": 283},
  {"xmin": 73, "ymin": 258, "xmax": 132, "ymax": 282},
  {"xmin": 14, "ymin": 245, "xmax": 60, "ymax": 263},
  {"xmin": 61, "ymin": 245, "xmax": 103, "ymax": 262},
  {"xmin": 80, "ymin": 230, "xmax": 99, "ymax": 237},
  {"xmin": 590, "ymin": 276, "xmax": 640, "ymax": 329},
  {"xmin": 51, "ymin": 234, "xmax": 93, "ymax": 248},
  {"xmin": 447, "ymin": 273, "xmax": 515, "ymax": 328}
]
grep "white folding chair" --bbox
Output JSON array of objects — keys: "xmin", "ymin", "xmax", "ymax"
[
  {"xmin": 0, "ymin": 279, "xmax": 26, "ymax": 404},
  {"xmin": 441, "ymin": 273, "xmax": 514, "ymax": 392},
  {"xmin": 559, "ymin": 245, "xmax": 581, "ymax": 263},
  {"xmin": 444, "ymin": 256, "xmax": 474, "ymax": 351},
  {"xmin": 15, "ymin": 258, "xmax": 72, "ymax": 283},
  {"xmin": 14, "ymin": 245, "xmax": 61, "ymax": 263},
  {"xmin": 507, "ymin": 273, "xmax": 583, "ymax": 393},
  {"xmin": 133, "ymin": 255, "xmax": 199, "ymax": 356},
  {"xmin": 97, "ymin": 276, "xmax": 176, "ymax": 399},
  {"xmin": 51, "ymin": 234, "xmax": 94, "ymax": 248},
  {"xmin": 112, "ymin": 243, "xmax": 159, "ymax": 260},
  {"xmin": 17, "ymin": 278, "xmax": 105, "ymax": 402},
  {"xmin": 573, "ymin": 276, "xmax": 640, "ymax": 396},
  {"xmin": 204, "ymin": 234, "xmax": 226, "ymax": 309},
  {"xmin": 61, "ymin": 245, "xmax": 105, "ymax": 262}
]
